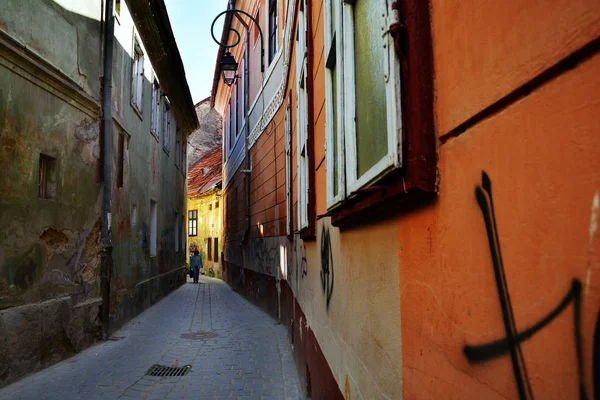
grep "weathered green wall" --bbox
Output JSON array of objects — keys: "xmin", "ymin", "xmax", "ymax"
[
  {"xmin": 0, "ymin": 0, "xmax": 103, "ymax": 311},
  {"xmin": 0, "ymin": 0, "xmax": 190, "ymax": 387},
  {"xmin": 108, "ymin": 0, "xmax": 187, "ymax": 331},
  {"xmin": 0, "ymin": 0, "xmax": 104, "ymax": 387}
]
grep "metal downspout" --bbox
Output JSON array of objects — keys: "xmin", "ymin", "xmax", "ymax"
[{"xmin": 100, "ymin": 0, "xmax": 115, "ymax": 341}]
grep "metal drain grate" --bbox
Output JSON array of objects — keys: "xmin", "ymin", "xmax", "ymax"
[
  {"xmin": 146, "ymin": 364, "xmax": 191, "ymax": 377},
  {"xmin": 180, "ymin": 331, "xmax": 218, "ymax": 341}
]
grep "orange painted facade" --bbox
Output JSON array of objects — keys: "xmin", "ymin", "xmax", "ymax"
[{"xmin": 213, "ymin": 0, "xmax": 600, "ymax": 398}]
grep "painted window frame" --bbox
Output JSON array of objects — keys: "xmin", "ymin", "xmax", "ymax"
[
  {"xmin": 151, "ymin": 79, "xmax": 161, "ymax": 137},
  {"xmin": 296, "ymin": 0, "xmax": 309, "ymax": 230},
  {"xmin": 228, "ymin": 98, "xmax": 234, "ymax": 150},
  {"xmin": 131, "ymin": 37, "xmax": 144, "ymax": 114},
  {"xmin": 163, "ymin": 98, "xmax": 171, "ymax": 152},
  {"xmin": 268, "ymin": 0, "xmax": 278, "ymax": 64},
  {"xmin": 188, "ymin": 210, "xmax": 198, "ymax": 237},
  {"xmin": 324, "ymin": 0, "xmax": 402, "ymax": 209},
  {"xmin": 213, "ymin": 238, "xmax": 219, "ymax": 263},
  {"xmin": 285, "ymin": 96, "xmax": 292, "ymax": 236},
  {"xmin": 175, "ymin": 127, "xmax": 181, "ymax": 169}
]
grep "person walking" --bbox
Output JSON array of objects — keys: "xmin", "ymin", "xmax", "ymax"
[{"xmin": 190, "ymin": 249, "xmax": 203, "ymax": 283}]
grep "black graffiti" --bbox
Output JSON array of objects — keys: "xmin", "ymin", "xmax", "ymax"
[
  {"xmin": 320, "ymin": 226, "xmax": 334, "ymax": 309},
  {"xmin": 465, "ymin": 171, "xmax": 600, "ymax": 400}
]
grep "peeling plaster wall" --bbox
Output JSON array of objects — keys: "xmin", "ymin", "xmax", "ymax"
[
  {"xmin": 0, "ymin": 0, "xmax": 189, "ymax": 387},
  {"xmin": 0, "ymin": 0, "xmax": 103, "ymax": 388},
  {"xmin": 106, "ymin": 0, "xmax": 188, "ymax": 333}
]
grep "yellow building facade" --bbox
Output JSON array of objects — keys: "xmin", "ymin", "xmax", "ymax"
[{"xmin": 186, "ymin": 149, "xmax": 223, "ymax": 278}]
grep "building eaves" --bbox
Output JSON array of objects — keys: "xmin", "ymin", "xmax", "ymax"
[
  {"xmin": 210, "ymin": 0, "xmax": 236, "ymax": 108},
  {"xmin": 188, "ymin": 148, "xmax": 223, "ymax": 198},
  {"xmin": 127, "ymin": 0, "xmax": 199, "ymax": 134}
]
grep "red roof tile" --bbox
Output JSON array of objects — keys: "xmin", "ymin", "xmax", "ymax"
[{"xmin": 187, "ymin": 148, "xmax": 222, "ymax": 198}]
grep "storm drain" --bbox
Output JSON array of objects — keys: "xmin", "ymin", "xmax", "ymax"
[
  {"xmin": 146, "ymin": 364, "xmax": 191, "ymax": 377},
  {"xmin": 180, "ymin": 331, "xmax": 218, "ymax": 340}
]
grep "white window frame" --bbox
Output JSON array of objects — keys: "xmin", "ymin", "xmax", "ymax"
[
  {"xmin": 268, "ymin": 0, "xmax": 278, "ymax": 65},
  {"xmin": 285, "ymin": 99, "xmax": 292, "ymax": 235},
  {"xmin": 296, "ymin": 0, "xmax": 309, "ymax": 229},
  {"xmin": 131, "ymin": 38, "xmax": 144, "ymax": 113},
  {"xmin": 324, "ymin": 0, "xmax": 345, "ymax": 209},
  {"xmin": 151, "ymin": 79, "xmax": 160, "ymax": 136},
  {"xmin": 324, "ymin": 0, "xmax": 402, "ymax": 209},
  {"xmin": 163, "ymin": 98, "xmax": 171, "ymax": 151}
]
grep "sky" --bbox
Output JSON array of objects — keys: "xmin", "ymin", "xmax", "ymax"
[{"xmin": 164, "ymin": 0, "xmax": 229, "ymax": 104}]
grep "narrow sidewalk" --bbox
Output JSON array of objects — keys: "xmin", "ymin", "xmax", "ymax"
[{"xmin": 0, "ymin": 277, "xmax": 302, "ymax": 400}]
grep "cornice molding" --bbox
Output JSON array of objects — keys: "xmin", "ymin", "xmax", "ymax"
[{"xmin": 0, "ymin": 29, "xmax": 100, "ymax": 118}]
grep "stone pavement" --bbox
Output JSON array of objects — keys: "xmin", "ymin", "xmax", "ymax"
[{"xmin": 0, "ymin": 276, "xmax": 302, "ymax": 400}]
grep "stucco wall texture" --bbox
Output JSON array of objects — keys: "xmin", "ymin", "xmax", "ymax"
[
  {"xmin": 0, "ymin": 0, "xmax": 190, "ymax": 387},
  {"xmin": 219, "ymin": 0, "xmax": 600, "ymax": 399},
  {"xmin": 400, "ymin": 1, "xmax": 600, "ymax": 399}
]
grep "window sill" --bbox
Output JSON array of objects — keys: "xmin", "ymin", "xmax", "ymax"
[
  {"xmin": 323, "ymin": 168, "xmax": 437, "ymax": 230},
  {"xmin": 163, "ymin": 146, "xmax": 170, "ymax": 156},
  {"xmin": 150, "ymin": 130, "xmax": 159, "ymax": 143},
  {"xmin": 131, "ymin": 102, "xmax": 143, "ymax": 121}
]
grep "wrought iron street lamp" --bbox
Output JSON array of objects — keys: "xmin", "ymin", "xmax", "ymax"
[
  {"xmin": 211, "ymin": 8, "xmax": 265, "ymax": 87},
  {"xmin": 220, "ymin": 52, "xmax": 238, "ymax": 86}
]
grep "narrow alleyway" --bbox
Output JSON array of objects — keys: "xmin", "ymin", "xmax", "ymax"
[{"xmin": 0, "ymin": 278, "xmax": 301, "ymax": 400}]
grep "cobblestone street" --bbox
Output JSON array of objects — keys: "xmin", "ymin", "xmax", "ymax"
[{"xmin": 0, "ymin": 277, "xmax": 301, "ymax": 400}]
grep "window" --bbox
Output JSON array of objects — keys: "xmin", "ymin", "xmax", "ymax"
[
  {"xmin": 208, "ymin": 237, "xmax": 213, "ymax": 261},
  {"xmin": 150, "ymin": 200, "xmax": 157, "ymax": 257},
  {"xmin": 132, "ymin": 39, "xmax": 144, "ymax": 112},
  {"xmin": 253, "ymin": 9, "xmax": 260, "ymax": 45},
  {"xmin": 117, "ymin": 133, "xmax": 125, "ymax": 188},
  {"xmin": 213, "ymin": 238, "xmax": 219, "ymax": 263},
  {"xmin": 223, "ymin": 115, "xmax": 228, "ymax": 162},
  {"xmin": 297, "ymin": 0, "xmax": 309, "ymax": 229},
  {"xmin": 324, "ymin": 0, "xmax": 401, "ymax": 209},
  {"xmin": 151, "ymin": 80, "xmax": 160, "ymax": 135},
  {"xmin": 268, "ymin": 0, "xmax": 278, "ymax": 64},
  {"xmin": 285, "ymin": 97, "xmax": 292, "ymax": 235},
  {"xmin": 183, "ymin": 138, "xmax": 187, "ymax": 177},
  {"xmin": 235, "ymin": 75, "xmax": 241, "ymax": 136},
  {"xmin": 175, "ymin": 212, "xmax": 179, "ymax": 252},
  {"xmin": 115, "ymin": 0, "xmax": 121, "ymax": 16},
  {"xmin": 228, "ymin": 98, "xmax": 234, "ymax": 149},
  {"xmin": 175, "ymin": 127, "xmax": 181, "ymax": 168},
  {"xmin": 163, "ymin": 99, "xmax": 171, "ymax": 151},
  {"xmin": 131, "ymin": 203, "xmax": 137, "ymax": 227},
  {"xmin": 209, "ymin": 203, "xmax": 213, "ymax": 211},
  {"xmin": 188, "ymin": 210, "xmax": 198, "ymax": 236},
  {"xmin": 38, "ymin": 154, "xmax": 57, "ymax": 200},
  {"xmin": 180, "ymin": 215, "xmax": 185, "ymax": 253},
  {"xmin": 215, "ymin": 201, "xmax": 219, "ymax": 209}
]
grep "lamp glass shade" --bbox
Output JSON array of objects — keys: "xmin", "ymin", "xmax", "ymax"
[{"xmin": 221, "ymin": 52, "xmax": 238, "ymax": 87}]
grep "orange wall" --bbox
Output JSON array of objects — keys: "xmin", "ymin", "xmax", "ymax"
[{"xmin": 401, "ymin": 1, "xmax": 600, "ymax": 398}]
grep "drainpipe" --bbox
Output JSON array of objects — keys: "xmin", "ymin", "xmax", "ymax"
[{"xmin": 100, "ymin": 0, "xmax": 115, "ymax": 341}]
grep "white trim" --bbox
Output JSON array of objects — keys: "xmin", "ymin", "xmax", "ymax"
[
  {"xmin": 285, "ymin": 99, "xmax": 292, "ymax": 236},
  {"xmin": 245, "ymin": 0, "xmax": 295, "ymax": 150},
  {"xmin": 296, "ymin": 0, "xmax": 309, "ymax": 229},
  {"xmin": 325, "ymin": 0, "xmax": 345, "ymax": 209},
  {"xmin": 247, "ymin": 48, "xmax": 283, "ymax": 115},
  {"xmin": 325, "ymin": 0, "xmax": 403, "ymax": 206}
]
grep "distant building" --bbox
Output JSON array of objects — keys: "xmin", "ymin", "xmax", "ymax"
[
  {"xmin": 187, "ymin": 97, "xmax": 222, "ymax": 167},
  {"xmin": 0, "ymin": 0, "xmax": 197, "ymax": 387},
  {"xmin": 187, "ymin": 149, "xmax": 223, "ymax": 278}
]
